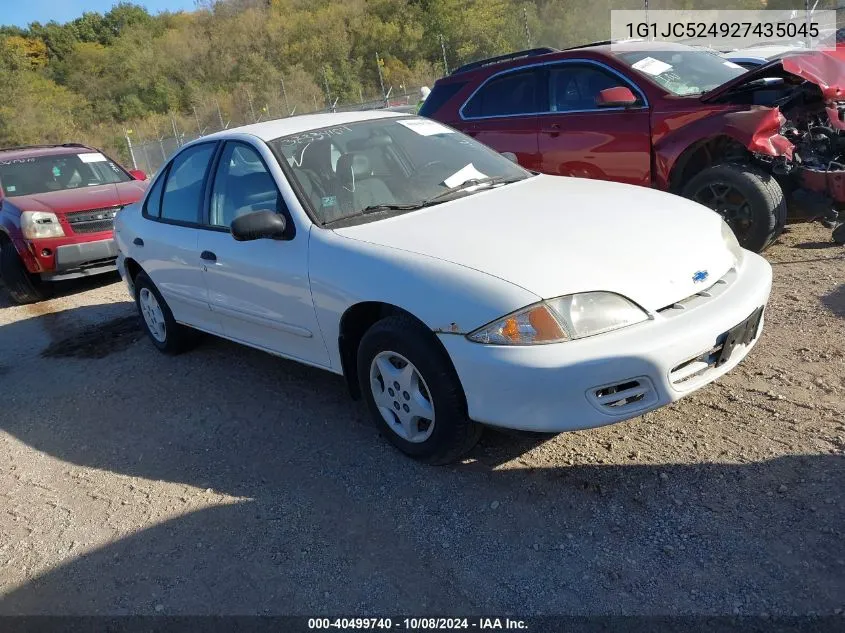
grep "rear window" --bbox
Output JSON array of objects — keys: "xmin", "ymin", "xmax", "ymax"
[
  {"xmin": 462, "ymin": 69, "xmax": 540, "ymax": 118},
  {"xmin": 418, "ymin": 81, "xmax": 467, "ymax": 118}
]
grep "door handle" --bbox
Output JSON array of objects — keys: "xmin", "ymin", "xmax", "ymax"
[
  {"xmin": 549, "ymin": 123, "xmax": 561, "ymax": 138},
  {"xmin": 133, "ymin": 237, "xmax": 144, "ymax": 246},
  {"xmin": 200, "ymin": 250, "xmax": 217, "ymax": 262}
]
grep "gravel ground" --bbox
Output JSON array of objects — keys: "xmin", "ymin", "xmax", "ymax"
[{"xmin": 0, "ymin": 222, "xmax": 842, "ymax": 616}]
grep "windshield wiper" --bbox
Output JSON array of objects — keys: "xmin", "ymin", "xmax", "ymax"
[{"xmin": 321, "ymin": 176, "xmax": 524, "ymax": 226}]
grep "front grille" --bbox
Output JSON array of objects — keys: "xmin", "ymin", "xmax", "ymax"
[
  {"xmin": 66, "ymin": 206, "xmax": 121, "ymax": 234},
  {"xmin": 657, "ymin": 268, "xmax": 737, "ymax": 317}
]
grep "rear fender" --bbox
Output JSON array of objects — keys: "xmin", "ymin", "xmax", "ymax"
[{"xmin": 655, "ymin": 107, "xmax": 793, "ymax": 190}]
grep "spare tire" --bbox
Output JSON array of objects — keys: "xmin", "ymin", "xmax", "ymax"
[{"xmin": 681, "ymin": 163, "xmax": 786, "ymax": 253}]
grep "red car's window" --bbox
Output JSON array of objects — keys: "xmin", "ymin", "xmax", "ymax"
[
  {"xmin": 463, "ymin": 69, "xmax": 540, "ymax": 118},
  {"xmin": 549, "ymin": 65, "xmax": 627, "ymax": 112}
]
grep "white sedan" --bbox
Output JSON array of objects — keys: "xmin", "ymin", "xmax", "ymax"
[{"xmin": 115, "ymin": 111, "xmax": 772, "ymax": 463}]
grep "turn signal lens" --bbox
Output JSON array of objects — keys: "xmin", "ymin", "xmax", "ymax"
[{"xmin": 467, "ymin": 305, "xmax": 568, "ymax": 345}]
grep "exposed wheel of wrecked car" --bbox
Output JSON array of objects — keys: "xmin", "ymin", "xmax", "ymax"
[
  {"xmin": 682, "ymin": 164, "xmax": 786, "ymax": 253},
  {"xmin": 357, "ymin": 315, "xmax": 482, "ymax": 464},
  {"xmin": 0, "ymin": 240, "xmax": 54, "ymax": 304},
  {"xmin": 133, "ymin": 272, "xmax": 198, "ymax": 354}
]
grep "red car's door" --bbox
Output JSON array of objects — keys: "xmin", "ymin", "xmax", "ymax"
[
  {"xmin": 460, "ymin": 67, "xmax": 542, "ymax": 171},
  {"xmin": 537, "ymin": 61, "xmax": 652, "ymax": 187}
]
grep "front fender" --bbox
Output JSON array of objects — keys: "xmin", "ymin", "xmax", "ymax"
[
  {"xmin": 308, "ymin": 228, "xmax": 540, "ymax": 372},
  {"xmin": 654, "ymin": 107, "xmax": 793, "ymax": 190}
]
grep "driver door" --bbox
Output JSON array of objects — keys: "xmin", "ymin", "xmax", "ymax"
[
  {"xmin": 537, "ymin": 61, "xmax": 652, "ymax": 186},
  {"xmin": 197, "ymin": 140, "xmax": 330, "ymax": 368}
]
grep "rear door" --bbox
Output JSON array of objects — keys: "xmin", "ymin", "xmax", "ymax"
[
  {"xmin": 137, "ymin": 141, "xmax": 222, "ymax": 333},
  {"xmin": 537, "ymin": 61, "xmax": 652, "ymax": 186},
  {"xmin": 459, "ymin": 68, "xmax": 543, "ymax": 170},
  {"xmin": 197, "ymin": 140, "xmax": 330, "ymax": 368}
]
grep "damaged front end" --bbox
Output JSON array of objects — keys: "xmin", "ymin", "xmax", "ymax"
[{"xmin": 706, "ymin": 51, "xmax": 845, "ymax": 224}]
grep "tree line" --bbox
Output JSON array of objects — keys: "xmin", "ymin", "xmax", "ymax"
[{"xmin": 0, "ymin": 0, "xmax": 795, "ymax": 163}]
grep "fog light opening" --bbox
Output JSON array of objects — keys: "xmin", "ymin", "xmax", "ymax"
[{"xmin": 41, "ymin": 248, "xmax": 52, "ymax": 257}]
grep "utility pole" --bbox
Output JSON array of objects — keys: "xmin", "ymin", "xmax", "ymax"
[
  {"xmin": 214, "ymin": 98, "xmax": 225, "ymax": 129},
  {"xmin": 439, "ymin": 34, "xmax": 449, "ymax": 75},
  {"xmin": 376, "ymin": 51, "xmax": 386, "ymax": 105},
  {"xmin": 246, "ymin": 88, "xmax": 257, "ymax": 123},
  {"xmin": 523, "ymin": 6, "xmax": 532, "ymax": 48},
  {"xmin": 281, "ymin": 77, "xmax": 290, "ymax": 115},
  {"xmin": 644, "ymin": 0, "xmax": 650, "ymax": 41}
]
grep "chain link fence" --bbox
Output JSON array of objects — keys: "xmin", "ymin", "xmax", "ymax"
[{"xmin": 125, "ymin": 88, "xmax": 422, "ymax": 177}]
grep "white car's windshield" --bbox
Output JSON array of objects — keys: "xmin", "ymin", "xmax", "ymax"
[
  {"xmin": 617, "ymin": 50, "xmax": 747, "ymax": 96},
  {"xmin": 0, "ymin": 151, "xmax": 131, "ymax": 197},
  {"xmin": 269, "ymin": 117, "xmax": 529, "ymax": 225}
]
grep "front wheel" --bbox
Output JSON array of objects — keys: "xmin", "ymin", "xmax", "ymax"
[
  {"xmin": 681, "ymin": 164, "xmax": 786, "ymax": 253},
  {"xmin": 357, "ymin": 315, "xmax": 481, "ymax": 464},
  {"xmin": 0, "ymin": 241, "xmax": 53, "ymax": 304},
  {"xmin": 134, "ymin": 272, "xmax": 198, "ymax": 354}
]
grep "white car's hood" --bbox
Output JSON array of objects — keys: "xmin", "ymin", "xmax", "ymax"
[{"xmin": 334, "ymin": 175, "xmax": 736, "ymax": 311}]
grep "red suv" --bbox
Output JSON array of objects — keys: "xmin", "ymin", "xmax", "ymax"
[
  {"xmin": 423, "ymin": 41, "xmax": 845, "ymax": 251},
  {"xmin": 0, "ymin": 143, "xmax": 147, "ymax": 304}
]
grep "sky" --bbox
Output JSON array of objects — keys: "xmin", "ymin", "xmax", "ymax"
[{"xmin": 3, "ymin": 0, "xmax": 199, "ymax": 28}]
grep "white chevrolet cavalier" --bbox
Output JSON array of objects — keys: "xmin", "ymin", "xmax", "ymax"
[{"xmin": 115, "ymin": 111, "xmax": 772, "ymax": 463}]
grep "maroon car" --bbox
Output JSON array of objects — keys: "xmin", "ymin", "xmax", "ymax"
[
  {"xmin": 423, "ymin": 41, "xmax": 845, "ymax": 251},
  {"xmin": 0, "ymin": 143, "xmax": 147, "ymax": 304}
]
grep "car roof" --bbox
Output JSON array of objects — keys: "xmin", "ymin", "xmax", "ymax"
[
  {"xmin": 441, "ymin": 40, "xmax": 701, "ymax": 82},
  {"xmin": 0, "ymin": 144, "xmax": 95, "ymax": 160},
  {"xmin": 202, "ymin": 110, "xmax": 405, "ymax": 143}
]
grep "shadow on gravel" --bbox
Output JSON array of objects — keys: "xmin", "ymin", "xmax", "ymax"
[
  {"xmin": 0, "ymin": 304, "xmax": 843, "ymax": 615},
  {"xmin": 792, "ymin": 241, "xmax": 840, "ymax": 250},
  {"xmin": 821, "ymin": 284, "xmax": 845, "ymax": 319}
]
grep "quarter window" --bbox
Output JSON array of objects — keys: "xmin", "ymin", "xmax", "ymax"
[
  {"xmin": 160, "ymin": 143, "xmax": 216, "ymax": 224},
  {"xmin": 463, "ymin": 69, "xmax": 540, "ymax": 118},
  {"xmin": 209, "ymin": 142, "xmax": 284, "ymax": 228},
  {"xmin": 143, "ymin": 169, "xmax": 166, "ymax": 218},
  {"xmin": 549, "ymin": 65, "xmax": 628, "ymax": 112}
]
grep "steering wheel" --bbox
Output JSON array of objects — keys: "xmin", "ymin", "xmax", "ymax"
[{"xmin": 415, "ymin": 160, "xmax": 447, "ymax": 179}]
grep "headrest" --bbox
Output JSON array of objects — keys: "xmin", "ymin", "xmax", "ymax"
[{"xmin": 336, "ymin": 153, "xmax": 371, "ymax": 184}]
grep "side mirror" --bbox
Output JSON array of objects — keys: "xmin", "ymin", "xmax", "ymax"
[
  {"xmin": 128, "ymin": 169, "xmax": 147, "ymax": 181},
  {"xmin": 596, "ymin": 87, "xmax": 638, "ymax": 108},
  {"xmin": 231, "ymin": 210, "xmax": 287, "ymax": 241},
  {"xmin": 500, "ymin": 151, "xmax": 519, "ymax": 164}
]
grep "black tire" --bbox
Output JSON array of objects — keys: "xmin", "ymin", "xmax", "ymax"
[
  {"xmin": 833, "ymin": 222, "xmax": 845, "ymax": 245},
  {"xmin": 357, "ymin": 314, "xmax": 481, "ymax": 465},
  {"xmin": 0, "ymin": 240, "xmax": 53, "ymax": 304},
  {"xmin": 681, "ymin": 163, "xmax": 786, "ymax": 253},
  {"xmin": 133, "ymin": 271, "xmax": 198, "ymax": 354}
]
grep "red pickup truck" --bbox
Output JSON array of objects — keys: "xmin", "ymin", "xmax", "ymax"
[{"xmin": 0, "ymin": 143, "xmax": 147, "ymax": 304}]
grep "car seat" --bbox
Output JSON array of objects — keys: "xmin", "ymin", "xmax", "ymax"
[{"xmin": 336, "ymin": 153, "xmax": 395, "ymax": 214}]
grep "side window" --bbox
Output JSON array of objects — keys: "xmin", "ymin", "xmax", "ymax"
[
  {"xmin": 463, "ymin": 69, "xmax": 539, "ymax": 118},
  {"xmin": 549, "ymin": 65, "xmax": 628, "ymax": 112},
  {"xmin": 209, "ymin": 142, "xmax": 284, "ymax": 228},
  {"xmin": 143, "ymin": 169, "xmax": 167, "ymax": 217},
  {"xmin": 160, "ymin": 143, "xmax": 216, "ymax": 224}
]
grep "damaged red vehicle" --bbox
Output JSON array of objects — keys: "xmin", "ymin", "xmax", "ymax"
[{"xmin": 423, "ymin": 41, "xmax": 845, "ymax": 251}]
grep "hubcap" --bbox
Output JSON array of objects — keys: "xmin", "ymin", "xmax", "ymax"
[
  {"xmin": 369, "ymin": 351, "xmax": 435, "ymax": 443},
  {"xmin": 139, "ymin": 287, "xmax": 166, "ymax": 343},
  {"xmin": 692, "ymin": 182, "xmax": 753, "ymax": 243}
]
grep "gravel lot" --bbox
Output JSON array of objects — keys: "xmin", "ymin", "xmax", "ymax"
[{"xmin": 0, "ymin": 222, "xmax": 842, "ymax": 616}]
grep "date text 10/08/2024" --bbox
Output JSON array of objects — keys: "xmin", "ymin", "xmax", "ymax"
[
  {"xmin": 307, "ymin": 618, "xmax": 528, "ymax": 630},
  {"xmin": 625, "ymin": 21, "xmax": 819, "ymax": 40}
]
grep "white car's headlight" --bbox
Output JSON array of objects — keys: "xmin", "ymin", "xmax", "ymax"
[
  {"xmin": 721, "ymin": 221, "xmax": 744, "ymax": 265},
  {"xmin": 21, "ymin": 211, "xmax": 64, "ymax": 239},
  {"xmin": 467, "ymin": 292, "xmax": 649, "ymax": 345}
]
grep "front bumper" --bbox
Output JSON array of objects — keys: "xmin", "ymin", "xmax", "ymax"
[
  {"xmin": 40, "ymin": 239, "xmax": 118, "ymax": 281},
  {"xmin": 438, "ymin": 252, "xmax": 773, "ymax": 433}
]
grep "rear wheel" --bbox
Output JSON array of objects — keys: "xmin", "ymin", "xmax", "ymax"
[
  {"xmin": 682, "ymin": 164, "xmax": 786, "ymax": 253},
  {"xmin": 357, "ymin": 315, "xmax": 481, "ymax": 464},
  {"xmin": 0, "ymin": 240, "xmax": 53, "ymax": 304},
  {"xmin": 134, "ymin": 272, "xmax": 198, "ymax": 354}
]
